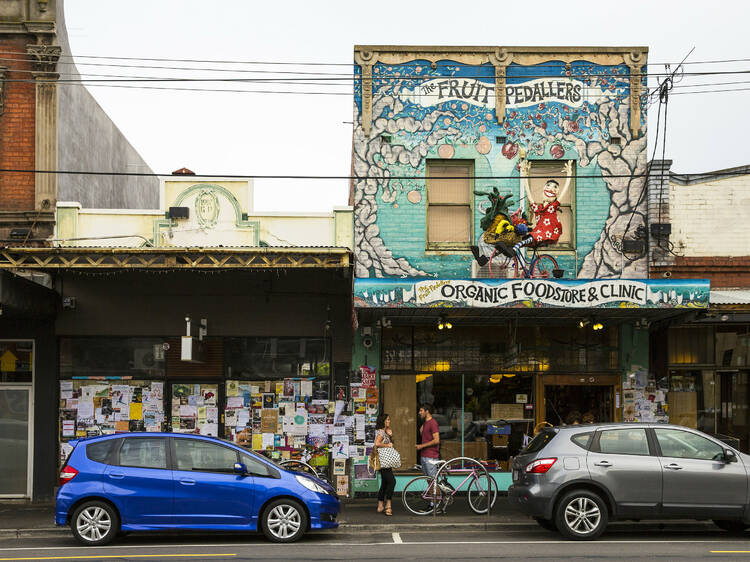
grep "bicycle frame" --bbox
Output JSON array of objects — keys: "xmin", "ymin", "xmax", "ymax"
[{"xmin": 420, "ymin": 467, "xmax": 482, "ymax": 503}]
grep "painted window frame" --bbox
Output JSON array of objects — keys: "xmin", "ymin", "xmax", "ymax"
[
  {"xmin": 525, "ymin": 160, "xmax": 576, "ymax": 251},
  {"xmin": 425, "ymin": 159, "xmax": 474, "ymax": 251}
]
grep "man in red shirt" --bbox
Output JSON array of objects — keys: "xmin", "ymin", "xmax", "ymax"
[{"xmin": 417, "ymin": 403, "xmax": 440, "ymax": 478}]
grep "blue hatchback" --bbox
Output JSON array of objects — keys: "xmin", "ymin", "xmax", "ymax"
[{"xmin": 56, "ymin": 433, "xmax": 339, "ymax": 545}]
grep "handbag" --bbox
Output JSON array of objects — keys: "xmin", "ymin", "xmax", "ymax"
[
  {"xmin": 378, "ymin": 446, "xmax": 402, "ymax": 469},
  {"xmin": 368, "ymin": 446, "xmax": 381, "ymax": 471}
]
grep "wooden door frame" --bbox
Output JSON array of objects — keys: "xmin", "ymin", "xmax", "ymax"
[{"xmin": 536, "ymin": 374, "xmax": 622, "ymax": 425}]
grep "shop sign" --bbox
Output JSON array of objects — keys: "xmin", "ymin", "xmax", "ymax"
[{"xmin": 353, "ymin": 279, "xmax": 710, "ymax": 309}]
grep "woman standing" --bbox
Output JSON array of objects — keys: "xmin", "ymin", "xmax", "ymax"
[{"xmin": 374, "ymin": 413, "xmax": 396, "ymax": 516}]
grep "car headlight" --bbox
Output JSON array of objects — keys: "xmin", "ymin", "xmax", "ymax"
[{"xmin": 295, "ymin": 474, "xmax": 327, "ymax": 494}]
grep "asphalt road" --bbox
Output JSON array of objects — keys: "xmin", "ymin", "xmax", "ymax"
[{"xmin": 0, "ymin": 527, "xmax": 749, "ymax": 561}]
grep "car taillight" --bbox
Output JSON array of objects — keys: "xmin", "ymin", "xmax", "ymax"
[
  {"xmin": 59, "ymin": 466, "xmax": 79, "ymax": 486},
  {"xmin": 525, "ymin": 458, "xmax": 557, "ymax": 474}
]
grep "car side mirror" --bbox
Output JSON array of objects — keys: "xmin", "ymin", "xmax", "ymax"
[
  {"xmin": 724, "ymin": 449, "xmax": 738, "ymax": 463},
  {"xmin": 233, "ymin": 462, "xmax": 248, "ymax": 475}
]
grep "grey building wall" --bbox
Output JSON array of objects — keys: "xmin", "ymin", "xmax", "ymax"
[{"xmin": 56, "ymin": 0, "xmax": 159, "ymax": 209}]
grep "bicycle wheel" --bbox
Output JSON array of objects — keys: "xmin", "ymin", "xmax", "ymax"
[
  {"xmin": 532, "ymin": 254, "xmax": 558, "ymax": 279},
  {"xmin": 467, "ymin": 473, "xmax": 498, "ymax": 514},
  {"xmin": 402, "ymin": 476, "xmax": 440, "ymax": 516}
]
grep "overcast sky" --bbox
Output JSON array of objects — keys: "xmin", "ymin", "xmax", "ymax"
[{"xmin": 63, "ymin": 0, "xmax": 750, "ymax": 212}]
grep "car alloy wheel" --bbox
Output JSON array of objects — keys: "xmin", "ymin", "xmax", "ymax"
[
  {"xmin": 71, "ymin": 501, "xmax": 119, "ymax": 546},
  {"xmin": 554, "ymin": 490, "xmax": 608, "ymax": 540},
  {"xmin": 261, "ymin": 499, "xmax": 307, "ymax": 543}
]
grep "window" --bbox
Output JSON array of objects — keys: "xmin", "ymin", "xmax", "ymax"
[
  {"xmin": 173, "ymin": 439, "xmax": 238, "ymax": 472},
  {"xmin": 597, "ymin": 429, "xmax": 650, "ymax": 455},
  {"xmin": 60, "ymin": 338, "xmax": 167, "ymax": 378},
  {"xmin": 118, "ymin": 438, "xmax": 167, "ymax": 469},
  {"xmin": 525, "ymin": 160, "xmax": 575, "ymax": 249},
  {"xmin": 426, "ymin": 160, "xmax": 472, "ymax": 249},
  {"xmin": 655, "ymin": 428, "xmax": 724, "ymax": 461},
  {"xmin": 86, "ymin": 439, "xmax": 118, "ymax": 464},
  {"xmin": 0, "ymin": 341, "xmax": 33, "ymax": 383},
  {"xmin": 570, "ymin": 432, "xmax": 593, "ymax": 450},
  {"xmin": 240, "ymin": 453, "xmax": 275, "ymax": 477},
  {"xmin": 523, "ymin": 430, "xmax": 556, "ymax": 454}
]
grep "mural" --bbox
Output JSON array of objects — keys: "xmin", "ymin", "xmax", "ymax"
[{"xmin": 352, "ymin": 51, "xmax": 648, "ymax": 280}]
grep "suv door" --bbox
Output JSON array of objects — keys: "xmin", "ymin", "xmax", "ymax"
[
  {"xmin": 104, "ymin": 437, "xmax": 173, "ymax": 526},
  {"xmin": 171, "ymin": 437, "xmax": 255, "ymax": 527},
  {"xmin": 653, "ymin": 427, "xmax": 748, "ymax": 518},
  {"xmin": 587, "ymin": 427, "xmax": 661, "ymax": 518}
]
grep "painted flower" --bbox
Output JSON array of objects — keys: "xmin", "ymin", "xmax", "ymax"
[
  {"xmin": 546, "ymin": 232, "xmax": 553, "ymax": 239},
  {"xmin": 538, "ymin": 103, "xmax": 545, "ymax": 110},
  {"xmin": 543, "ymin": 218, "xmax": 551, "ymax": 226}
]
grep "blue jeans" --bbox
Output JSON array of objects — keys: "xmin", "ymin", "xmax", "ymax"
[{"xmin": 421, "ymin": 456, "xmax": 440, "ymax": 478}]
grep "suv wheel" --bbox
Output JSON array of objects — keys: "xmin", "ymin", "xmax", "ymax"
[
  {"xmin": 261, "ymin": 498, "xmax": 307, "ymax": 543},
  {"xmin": 71, "ymin": 501, "xmax": 119, "ymax": 546},
  {"xmin": 554, "ymin": 490, "xmax": 608, "ymax": 540}
]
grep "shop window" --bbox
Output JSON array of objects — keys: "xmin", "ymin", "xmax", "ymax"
[
  {"xmin": 118, "ymin": 438, "xmax": 167, "ymax": 469},
  {"xmin": 0, "ymin": 340, "xmax": 33, "ymax": 383},
  {"xmin": 426, "ymin": 160, "xmax": 473, "ymax": 250},
  {"xmin": 654, "ymin": 428, "xmax": 724, "ymax": 461},
  {"xmin": 596, "ymin": 428, "xmax": 649, "ymax": 456},
  {"xmin": 668, "ymin": 370, "xmax": 715, "ymax": 433},
  {"xmin": 668, "ymin": 327, "xmax": 714, "ymax": 366},
  {"xmin": 173, "ymin": 438, "xmax": 238, "ymax": 472},
  {"xmin": 60, "ymin": 338, "xmax": 167, "ymax": 378},
  {"xmin": 525, "ymin": 160, "xmax": 575, "ymax": 249},
  {"xmin": 226, "ymin": 337, "xmax": 330, "ymax": 380}
]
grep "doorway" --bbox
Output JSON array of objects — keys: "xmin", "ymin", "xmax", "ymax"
[
  {"xmin": 0, "ymin": 386, "xmax": 32, "ymax": 497},
  {"xmin": 537, "ymin": 374, "xmax": 621, "ymax": 426}
]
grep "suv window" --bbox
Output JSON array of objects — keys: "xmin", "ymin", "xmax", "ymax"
[
  {"xmin": 173, "ymin": 438, "xmax": 238, "ymax": 472},
  {"xmin": 655, "ymin": 428, "xmax": 724, "ymax": 461},
  {"xmin": 86, "ymin": 439, "xmax": 117, "ymax": 464},
  {"xmin": 596, "ymin": 429, "xmax": 650, "ymax": 456},
  {"xmin": 118, "ymin": 438, "xmax": 168, "ymax": 469},
  {"xmin": 240, "ymin": 453, "xmax": 274, "ymax": 477},
  {"xmin": 570, "ymin": 432, "xmax": 593, "ymax": 450},
  {"xmin": 523, "ymin": 430, "xmax": 556, "ymax": 454}
]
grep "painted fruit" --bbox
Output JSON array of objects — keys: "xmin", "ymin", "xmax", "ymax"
[
  {"xmin": 407, "ymin": 190, "xmax": 422, "ymax": 204},
  {"xmin": 476, "ymin": 136, "xmax": 491, "ymax": 155},
  {"xmin": 550, "ymin": 144, "xmax": 565, "ymax": 159},
  {"xmin": 438, "ymin": 144, "xmax": 455, "ymax": 159},
  {"xmin": 501, "ymin": 142, "xmax": 519, "ymax": 159}
]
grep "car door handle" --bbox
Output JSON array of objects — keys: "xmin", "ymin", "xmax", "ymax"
[
  {"xmin": 179, "ymin": 478, "xmax": 196, "ymax": 485},
  {"xmin": 108, "ymin": 472, "xmax": 125, "ymax": 479},
  {"xmin": 593, "ymin": 461, "xmax": 612, "ymax": 467},
  {"xmin": 664, "ymin": 463, "xmax": 683, "ymax": 470}
]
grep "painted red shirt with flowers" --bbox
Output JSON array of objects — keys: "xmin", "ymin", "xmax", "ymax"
[{"xmin": 530, "ymin": 200, "xmax": 562, "ymax": 243}]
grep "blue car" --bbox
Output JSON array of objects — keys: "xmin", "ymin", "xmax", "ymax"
[{"xmin": 56, "ymin": 433, "xmax": 339, "ymax": 545}]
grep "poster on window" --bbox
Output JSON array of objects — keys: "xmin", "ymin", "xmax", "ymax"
[{"xmin": 170, "ymin": 383, "xmax": 219, "ymax": 436}]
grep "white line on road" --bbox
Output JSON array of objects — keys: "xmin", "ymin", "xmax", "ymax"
[{"xmin": 392, "ymin": 532, "xmax": 402, "ymax": 544}]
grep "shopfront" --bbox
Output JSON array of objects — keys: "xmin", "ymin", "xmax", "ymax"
[{"xmin": 352, "ymin": 277, "xmax": 710, "ymax": 493}]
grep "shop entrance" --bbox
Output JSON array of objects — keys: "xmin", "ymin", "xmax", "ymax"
[{"xmin": 537, "ymin": 375, "xmax": 621, "ymax": 426}]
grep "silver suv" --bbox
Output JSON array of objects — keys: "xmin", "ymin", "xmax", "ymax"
[{"xmin": 508, "ymin": 423, "xmax": 750, "ymax": 540}]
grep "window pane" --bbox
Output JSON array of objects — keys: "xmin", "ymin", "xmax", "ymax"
[
  {"xmin": 571, "ymin": 432, "xmax": 593, "ymax": 450},
  {"xmin": 428, "ymin": 164, "xmax": 471, "ymax": 204},
  {"xmin": 655, "ymin": 428, "xmax": 724, "ymax": 460},
  {"xmin": 0, "ymin": 341, "xmax": 33, "ymax": 383},
  {"xmin": 87, "ymin": 440, "xmax": 117, "ymax": 464},
  {"xmin": 174, "ymin": 439, "xmax": 238, "ymax": 472},
  {"xmin": 598, "ymin": 429, "xmax": 649, "ymax": 455},
  {"xmin": 241, "ymin": 453, "xmax": 272, "ymax": 477},
  {"xmin": 119, "ymin": 438, "xmax": 167, "ymax": 469},
  {"xmin": 428, "ymin": 206, "xmax": 471, "ymax": 243},
  {"xmin": 527, "ymin": 161, "xmax": 573, "ymax": 206},
  {"xmin": 60, "ymin": 338, "xmax": 167, "ymax": 378}
]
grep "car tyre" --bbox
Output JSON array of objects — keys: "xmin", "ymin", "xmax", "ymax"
[
  {"xmin": 713, "ymin": 520, "xmax": 750, "ymax": 534},
  {"xmin": 261, "ymin": 498, "xmax": 308, "ymax": 543},
  {"xmin": 71, "ymin": 500, "xmax": 119, "ymax": 546},
  {"xmin": 554, "ymin": 490, "xmax": 608, "ymax": 541},
  {"xmin": 533, "ymin": 517, "xmax": 557, "ymax": 531}
]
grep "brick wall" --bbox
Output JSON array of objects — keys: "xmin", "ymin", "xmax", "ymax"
[
  {"xmin": 652, "ymin": 257, "xmax": 750, "ymax": 288},
  {"xmin": 0, "ymin": 37, "xmax": 36, "ymax": 211}
]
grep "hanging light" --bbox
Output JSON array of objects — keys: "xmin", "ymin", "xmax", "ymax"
[
  {"xmin": 437, "ymin": 314, "xmax": 452, "ymax": 330},
  {"xmin": 592, "ymin": 321, "xmax": 604, "ymax": 331},
  {"xmin": 578, "ymin": 319, "xmax": 590, "ymax": 329}
]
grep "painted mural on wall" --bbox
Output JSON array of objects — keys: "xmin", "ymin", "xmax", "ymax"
[
  {"xmin": 353, "ymin": 279, "xmax": 710, "ymax": 310},
  {"xmin": 352, "ymin": 51, "xmax": 648, "ymax": 280}
]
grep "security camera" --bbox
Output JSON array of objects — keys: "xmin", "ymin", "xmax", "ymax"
[
  {"xmin": 663, "ymin": 271, "xmax": 672, "ymax": 278},
  {"xmin": 362, "ymin": 336, "xmax": 374, "ymax": 349}
]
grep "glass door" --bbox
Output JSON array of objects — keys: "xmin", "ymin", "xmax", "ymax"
[{"xmin": 0, "ymin": 386, "xmax": 32, "ymax": 497}]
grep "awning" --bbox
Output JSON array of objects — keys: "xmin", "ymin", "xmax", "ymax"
[
  {"xmin": 0, "ymin": 270, "xmax": 56, "ymax": 318},
  {"xmin": 711, "ymin": 290, "xmax": 750, "ymax": 305}
]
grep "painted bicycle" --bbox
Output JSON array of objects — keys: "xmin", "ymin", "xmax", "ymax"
[
  {"xmin": 401, "ymin": 457, "xmax": 498, "ymax": 515},
  {"xmin": 488, "ymin": 242, "xmax": 559, "ymax": 279}
]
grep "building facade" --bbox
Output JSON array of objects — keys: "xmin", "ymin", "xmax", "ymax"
[{"xmin": 349, "ymin": 45, "xmax": 709, "ymax": 494}]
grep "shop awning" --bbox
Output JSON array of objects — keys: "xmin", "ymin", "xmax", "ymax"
[
  {"xmin": 0, "ymin": 246, "xmax": 351, "ymax": 270},
  {"xmin": 0, "ymin": 270, "xmax": 56, "ymax": 318},
  {"xmin": 711, "ymin": 289, "xmax": 750, "ymax": 305}
]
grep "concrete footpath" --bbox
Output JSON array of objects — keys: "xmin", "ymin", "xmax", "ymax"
[{"xmin": 0, "ymin": 498, "xmax": 717, "ymax": 539}]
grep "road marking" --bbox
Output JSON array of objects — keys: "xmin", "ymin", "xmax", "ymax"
[
  {"xmin": 392, "ymin": 532, "xmax": 402, "ymax": 544},
  {"xmin": 0, "ymin": 555, "xmax": 236, "ymax": 561},
  {"xmin": 711, "ymin": 551, "xmax": 750, "ymax": 554}
]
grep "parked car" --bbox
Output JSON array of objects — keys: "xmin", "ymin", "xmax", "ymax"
[
  {"xmin": 55, "ymin": 433, "xmax": 339, "ymax": 545},
  {"xmin": 508, "ymin": 423, "xmax": 750, "ymax": 540}
]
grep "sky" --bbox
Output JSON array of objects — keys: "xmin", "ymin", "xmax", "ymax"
[{"xmin": 63, "ymin": 0, "xmax": 750, "ymax": 212}]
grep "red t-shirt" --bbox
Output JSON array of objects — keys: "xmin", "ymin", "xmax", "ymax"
[{"xmin": 420, "ymin": 417, "xmax": 440, "ymax": 459}]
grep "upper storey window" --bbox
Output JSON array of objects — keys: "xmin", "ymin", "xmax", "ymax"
[{"xmin": 426, "ymin": 160, "xmax": 473, "ymax": 250}]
